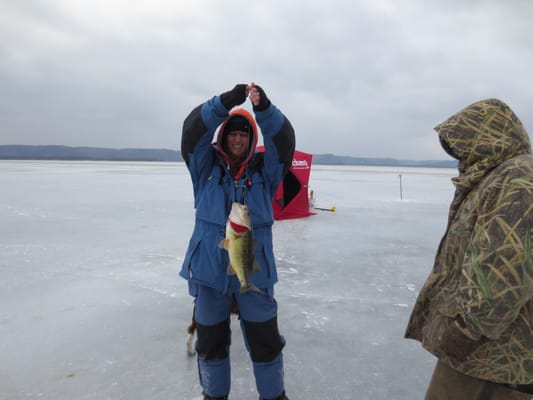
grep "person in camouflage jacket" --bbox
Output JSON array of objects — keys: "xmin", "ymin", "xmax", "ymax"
[{"xmin": 405, "ymin": 99, "xmax": 533, "ymax": 399}]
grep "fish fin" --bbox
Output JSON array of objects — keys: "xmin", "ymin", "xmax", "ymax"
[
  {"xmin": 219, "ymin": 238, "xmax": 229, "ymax": 250},
  {"xmin": 252, "ymin": 259, "xmax": 261, "ymax": 273},
  {"xmin": 240, "ymin": 284, "xmax": 263, "ymax": 294},
  {"xmin": 227, "ymin": 264, "xmax": 236, "ymax": 275}
]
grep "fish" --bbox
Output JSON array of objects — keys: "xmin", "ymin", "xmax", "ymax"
[{"xmin": 219, "ymin": 202, "xmax": 262, "ymax": 293}]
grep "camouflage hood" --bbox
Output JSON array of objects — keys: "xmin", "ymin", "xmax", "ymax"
[
  {"xmin": 435, "ymin": 98, "xmax": 531, "ymax": 194},
  {"xmin": 405, "ymin": 99, "xmax": 533, "ymax": 385}
]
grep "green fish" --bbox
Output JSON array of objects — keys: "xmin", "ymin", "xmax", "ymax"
[{"xmin": 219, "ymin": 202, "xmax": 261, "ymax": 293}]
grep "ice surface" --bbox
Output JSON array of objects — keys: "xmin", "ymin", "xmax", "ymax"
[{"xmin": 0, "ymin": 161, "xmax": 457, "ymax": 399}]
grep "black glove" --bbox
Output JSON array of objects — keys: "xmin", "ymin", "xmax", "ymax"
[
  {"xmin": 220, "ymin": 84, "xmax": 248, "ymax": 110},
  {"xmin": 439, "ymin": 319, "xmax": 480, "ymax": 362},
  {"xmin": 252, "ymin": 85, "xmax": 271, "ymax": 112}
]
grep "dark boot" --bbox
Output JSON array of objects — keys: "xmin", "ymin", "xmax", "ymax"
[
  {"xmin": 203, "ymin": 395, "xmax": 228, "ymax": 400},
  {"xmin": 260, "ymin": 390, "xmax": 289, "ymax": 400}
]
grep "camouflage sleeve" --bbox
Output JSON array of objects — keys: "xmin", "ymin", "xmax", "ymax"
[{"xmin": 458, "ymin": 165, "xmax": 533, "ymax": 341}]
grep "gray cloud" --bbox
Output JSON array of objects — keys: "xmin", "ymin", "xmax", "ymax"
[{"xmin": 1, "ymin": 0, "xmax": 532, "ymax": 160}]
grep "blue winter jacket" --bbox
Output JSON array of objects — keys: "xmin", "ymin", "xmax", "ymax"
[{"xmin": 180, "ymin": 95, "xmax": 295, "ymax": 293}]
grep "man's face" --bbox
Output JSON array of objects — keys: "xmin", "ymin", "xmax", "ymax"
[{"xmin": 226, "ymin": 130, "xmax": 250, "ymax": 159}]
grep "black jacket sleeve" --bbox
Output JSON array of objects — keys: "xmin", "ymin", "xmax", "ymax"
[
  {"xmin": 181, "ymin": 104, "xmax": 207, "ymax": 166},
  {"xmin": 273, "ymin": 116, "xmax": 296, "ymax": 177}
]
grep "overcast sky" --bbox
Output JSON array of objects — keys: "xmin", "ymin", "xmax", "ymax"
[{"xmin": 1, "ymin": 0, "xmax": 532, "ymax": 160}]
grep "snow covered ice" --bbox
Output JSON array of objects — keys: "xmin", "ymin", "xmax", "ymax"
[{"xmin": 0, "ymin": 160, "xmax": 457, "ymax": 399}]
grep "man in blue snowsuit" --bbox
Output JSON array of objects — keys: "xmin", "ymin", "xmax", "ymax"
[{"xmin": 180, "ymin": 83, "xmax": 295, "ymax": 400}]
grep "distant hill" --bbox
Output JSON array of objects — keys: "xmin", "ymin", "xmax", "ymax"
[
  {"xmin": 0, "ymin": 145, "xmax": 457, "ymax": 168},
  {"xmin": 0, "ymin": 145, "xmax": 182, "ymax": 162},
  {"xmin": 312, "ymin": 153, "xmax": 457, "ymax": 168}
]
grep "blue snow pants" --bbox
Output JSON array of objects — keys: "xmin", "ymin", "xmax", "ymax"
[{"xmin": 191, "ymin": 277, "xmax": 286, "ymax": 399}]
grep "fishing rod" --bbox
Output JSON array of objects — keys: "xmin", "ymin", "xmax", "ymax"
[{"xmin": 314, "ymin": 206, "xmax": 336, "ymax": 212}]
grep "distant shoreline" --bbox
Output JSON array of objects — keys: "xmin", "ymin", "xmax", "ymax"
[{"xmin": 0, "ymin": 144, "xmax": 457, "ymax": 168}]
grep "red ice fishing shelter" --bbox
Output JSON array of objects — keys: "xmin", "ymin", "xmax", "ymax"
[{"xmin": 258, "ymin": 146, "xmax": 314, "ymax": 220}]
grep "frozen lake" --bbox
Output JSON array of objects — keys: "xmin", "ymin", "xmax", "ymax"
[{"xmin": 0, "ymin": 160, "xmax": 457, "ymax": 399}]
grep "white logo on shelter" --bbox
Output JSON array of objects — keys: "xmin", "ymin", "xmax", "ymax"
[{"xmin": 292, "ymin": 159, "xmax": 309, "ymax": 169}]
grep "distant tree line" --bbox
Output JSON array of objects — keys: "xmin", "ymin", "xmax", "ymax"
[
  {"xmin": 0, "ymin": 145, "xmax": 457, "ymax": 168},
  {"xmin": 0, "ymin": 145, "xmax": 183, "ymax": 162}
]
